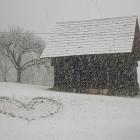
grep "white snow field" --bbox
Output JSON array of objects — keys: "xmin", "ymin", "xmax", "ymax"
[{"xmin": 0, "ymin": 82, "xmax": 140, "ymax": 140}]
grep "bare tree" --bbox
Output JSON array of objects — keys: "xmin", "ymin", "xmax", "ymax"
[
  {"xmin": 0, "ymin": 27, "xmax": 45, "ymax": 82},
  {"xmin": 0, "ymin": 52, "xmax": 13, "ymax": 81}
]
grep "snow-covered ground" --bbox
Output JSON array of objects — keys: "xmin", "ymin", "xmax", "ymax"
[{"xmin": 0, "ymin": 82, "xmax": 140, "ymax": 140}]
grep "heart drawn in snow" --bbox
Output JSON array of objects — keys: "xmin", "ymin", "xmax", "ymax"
[{"xmin": 0, "ymin": 97, "xmax": 62, "ymax": 121}]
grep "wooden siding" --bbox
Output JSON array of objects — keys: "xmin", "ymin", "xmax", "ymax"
[{"xmin": 53, "ymin": 53, "xmax": 139, "ymax": 95}]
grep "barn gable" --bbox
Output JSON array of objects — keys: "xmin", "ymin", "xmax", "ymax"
[
  {"xmin": 133, "ymin": 18, "xmax": 140, "ymax": 60},
  {"xmin": 41, "ymin": 16, "xmax": 139, "ymax": 58}
]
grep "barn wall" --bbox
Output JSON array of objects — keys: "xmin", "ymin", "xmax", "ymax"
[{"xmin": 53, "ymin": 53, "xmax": 139, "ymax": 95}]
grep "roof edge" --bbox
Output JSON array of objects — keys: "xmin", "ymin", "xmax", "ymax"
[{"xmin": 56, "ymin": 15, "xmax": 138, "ymax": 24}]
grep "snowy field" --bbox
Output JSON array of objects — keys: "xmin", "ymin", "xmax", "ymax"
[{"xmin": 0, "ymin": 82, "xmax": 140, "ymax": 140}]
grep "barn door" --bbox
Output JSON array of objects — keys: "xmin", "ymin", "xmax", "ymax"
[{"xmin": 71, "ymin": 56, "xmax": 90, "ymax": 92}]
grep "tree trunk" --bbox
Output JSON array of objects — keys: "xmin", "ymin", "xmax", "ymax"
[{"xmin": 17, "ymin": 70, "xmax": 22, "ymax": 82}]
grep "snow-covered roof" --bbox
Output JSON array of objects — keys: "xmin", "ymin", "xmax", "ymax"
[{"xmin": 41, "ymin": 16, "xmax": 138, "ymax": 58}]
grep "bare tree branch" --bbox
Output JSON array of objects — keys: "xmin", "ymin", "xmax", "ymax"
[{"xmin": 0, "ymin": 27, "xmax": 45, "ymax": 82}]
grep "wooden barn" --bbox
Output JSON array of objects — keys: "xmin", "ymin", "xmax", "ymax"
[{"xmin": 41, "ymin": 16, "xmax": 140, "ymax": 96}]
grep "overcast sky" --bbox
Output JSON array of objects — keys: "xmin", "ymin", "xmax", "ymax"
[{"xmin": 0, "ymin": 0, "xmax": 140, "ymax": 32}]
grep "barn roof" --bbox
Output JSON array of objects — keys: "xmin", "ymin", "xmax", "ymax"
[{"xmin": 41, "ymin": 16, "xmax": 138, "ymax": 58}]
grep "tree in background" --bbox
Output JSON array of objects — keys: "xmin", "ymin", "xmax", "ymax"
[
  {"xmin": 0, "ymin": 27, "xmax": 45, "ymax": 82},
  {"xmin": 0, "ymin": 51, "xmax": 13, "ymax": 82}
]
